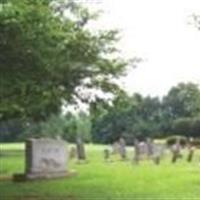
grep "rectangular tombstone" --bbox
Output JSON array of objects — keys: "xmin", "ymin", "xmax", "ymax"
[{"xmin": 14, "ymin": 138, "xmax": 69, "ymax": 180}]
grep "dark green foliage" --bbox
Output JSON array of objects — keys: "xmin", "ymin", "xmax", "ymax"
[
  {"xmin": 91, "ymin": 82, "xmax": 200, "ymax": 143},
  {"xmin": 162, "ymin": 83, "xmax": 200, "ymax": 120},
  {"xmin": 0, "ymin": 0, "xmax": 129, "ymax": 122},
  {"xmin": 1, "ymin": 81, "xmax": 200, "ymax": 142},
  {"xmin": 91, "ymin": 92, "xmax": 163, "ymax": 143},
  {"xmin": 22, "ymin": 112, "xmax": 91, "ymax": 142},
  {"xmin": 166, "ymin": 136, "xmax": 188, "ymax": 147},
  {"xmin": 190, "ymin": 138, "xmax": 200, "ymax": 148},
  {"xmin": 0, "ymin": 119, "xmax": 24, "ymax": 142},
  {"xmin": 64, "ymin": 112, "xmax": 92, "ymax": 142},
  {"xmin": 171, "ymin": 117, "xmax": 200, "ymax": 138}
]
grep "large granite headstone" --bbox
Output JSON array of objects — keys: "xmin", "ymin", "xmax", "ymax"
[{"xmin": 14, "ymin": 138, "xmax": 70, "ymax": 180}]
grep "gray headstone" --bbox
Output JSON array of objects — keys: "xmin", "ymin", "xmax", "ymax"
[
  {"xmin": 138, "ymin": 141, "xmax": 148, "ymax": 159},
  {"xmin": 14, "ymin": 138, "xmax": 69, "ymax": 180},
  {"xmin": 133, "ymin": 139, "xmax": 140, "ymax": 164},
  {"xmin": 171, "ymin": 141, "xmax": 182, "ymax": 163},
  {"xmin": 187, "ymin": 145, "xmax": 195, "ymax": 162},
  {"xmin": 112, "ymin": 142, "xmax": 120, "ymax": 154},
  {"xmin": 151, "ymin": 143, "xmax": 166, "ymax": 165},
  {"xmin": 133, "ymin": 139, "xmax": 166, "ymax": 165},
  {"xmin": 146, "ymin": 138, "xmax": 154, "ymax": 157},
  {"xmin": 76, "ymin": 137, "xmax": 86, "ymax": 160},
  {"xmin": 119, "ymin": 138, "xmax": 127, "ymax": 160},
  {"xmin": 104, "ymin": 149, "xmax": 110, "ymax": 161},
  {"xmin": 69, "ymin": 146, "xmax": 77, "ymax": 160}
]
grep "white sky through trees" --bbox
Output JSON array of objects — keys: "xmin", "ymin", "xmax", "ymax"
[{"xmin": 84, "ymin": 0, "xmax": 200, "ymax": 97}]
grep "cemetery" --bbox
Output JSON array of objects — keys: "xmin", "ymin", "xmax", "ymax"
[
  {"xmin": 1, "ymin": 137, "xmax": 200, "ymax": 200},
  {"xmin": 1, "ymin": 0, "xmax": 200, "ymax": 199}
]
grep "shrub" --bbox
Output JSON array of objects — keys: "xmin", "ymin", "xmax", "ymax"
[
  {"xmin": 166, "ymin": 135, "xmax": 188, "ymax": 147},
  {"xmin": 190, "ymin": 138, "xmax": 200, "ymax": 148}
]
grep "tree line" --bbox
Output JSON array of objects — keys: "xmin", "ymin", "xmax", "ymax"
[
  {"xmin": 1, "ymin": 82, "xmax": 200, "ymax": 142},
  {"xmin": 91, "ymin": 82, "xmax": 200, "ymax": 143}
]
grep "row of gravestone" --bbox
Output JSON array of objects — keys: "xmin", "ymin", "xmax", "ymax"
[
  {"xmin": 13, "ymin": 137, "xmax": 196, "ymax": 181},
  {"xmin": 103, "ymin": 138, "xmax": 196, "ymax": 165}
]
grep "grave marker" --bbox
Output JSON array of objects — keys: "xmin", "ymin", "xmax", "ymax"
[
  {"xmin": 13, "ymin": 138, "xmax": 74, "ymax": 181},
  {"xmin": 119, "ymin": 137, "xmax": 127, "ymax": 160}
]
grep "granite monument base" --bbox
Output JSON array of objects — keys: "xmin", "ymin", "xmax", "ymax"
[{"xmin": 13, "ymin": 170, "xmax": 77, "ymax": 182}]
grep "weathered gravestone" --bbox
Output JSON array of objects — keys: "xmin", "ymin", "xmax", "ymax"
[
  {"xmin": 133, "ymin": 139, "xmax": 140, "ymax": 164},
  {"xmin": 133, "ymin": 139, "xmax": 166, "ymax": 165},
  {"xmin": 103, "ymin": 149, "xmax": 110, "ymax": 162},
  {"xmin": 112, "ymin": 141, "xmax": 120, "ymax": 155},
  {"xmin": 138, "ymin": 141, "xmax": 148, "ymax": 159},
  {"xmin": 133, "ymin": 140, "xmax": 148, "ymax": 164},
  {"xmin": 76, "ymin": 137, "xmax": 86, "ymax": 161},
  {"xmin": 13, "ymin": 138, "xmax": 71, "ymax": 181},
  {"xmin": 69, "ymin": 146, "xmax": 77, "ymax": 160},
  {"xmin": 171, "ymin": 140, "xmax": 182, "ymax": 163},
  {"xmin": 119, "ymin": 137, "xmax": 127, "ymax": 160},
  {"xmin": 146, "ymin": 138, "xmax": 154, "ymax": 157},
  {"xmin": 151, "ymin": 143, "xmax": 166, "ymax": 165},
  {"xmin": 187, "ymin": 145, "xmax": 195, "ymax": 162}
]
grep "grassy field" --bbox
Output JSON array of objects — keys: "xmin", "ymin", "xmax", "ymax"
[{"xmin": 0, "ymin": 143, "xmax": 200, "ymax": 200}]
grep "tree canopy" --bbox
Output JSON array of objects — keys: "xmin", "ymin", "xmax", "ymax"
[
  {"xmin": 0, "ymin": 0, "xmax": 130, "ymax": 122},
  {"xmin": 1, "ymin": 82, "xmax": 200, "ymax": 142},
  {"xmin": 90, "ymin": 82, "xmax": 200, "ymax": 143}
]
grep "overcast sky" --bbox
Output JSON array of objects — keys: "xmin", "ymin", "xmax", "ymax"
[{"xmin": 84, "ymin": 0, "xmax": 200, "ymax": 97}]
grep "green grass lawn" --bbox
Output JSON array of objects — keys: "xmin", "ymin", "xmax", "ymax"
[{"xmin": 0, "ymin": 143, "xmax": 200, "ymax": 200}]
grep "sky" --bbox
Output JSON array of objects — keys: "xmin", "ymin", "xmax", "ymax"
[{"xmin": 82, "ymin": 0, "xmax": 200, "ymax": 97}]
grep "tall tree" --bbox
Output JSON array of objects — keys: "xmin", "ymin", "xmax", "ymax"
[
  {"xmin": 159, "ymin": 82, "xmax": 200, "ymax": 135},
  {"xmin": 0, "ymin": 0, "xmax": 131, "ymax": 122},
  {"xmin": 162, "ymin": 83, "xmax": 200, "ymax": 120}
]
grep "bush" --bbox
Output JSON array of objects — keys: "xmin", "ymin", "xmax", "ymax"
[
  {"xmin": 190, "ymin": 138, "xmax": 200, "ymax": 148},
  {"xmin": 166, "ymin": 135, "xmax": 188, "ymax": 146},
  {"xmin": 172, "ymin": 117, "xmax": 200, "ymax": 137}
]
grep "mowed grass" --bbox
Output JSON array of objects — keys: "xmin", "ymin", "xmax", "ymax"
[{"xmin": 0, "ymin": 143, "xmax": 200, "ymax": 200}]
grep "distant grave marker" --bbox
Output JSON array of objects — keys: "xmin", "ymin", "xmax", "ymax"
[
  {"xmin": 133, "ymin": 139, "xmax": 140, "ymax": 164},
  {"xmin": 133, "ymin": 138, "xmax": 166, "ymax": 165},
  {"xmin": 76, "ymin": 137, "xmax": 86, "ymax": 161},
  {"xmin": 69, "ymin": 146, "xmax": 77, "ymax": 160},
  {"xmin": 151, "ymin": 143, "xmax": 166, "ymax": 165},
  {"xmin": 112, "ymin": 141, "xmax": 120, "ymax": 155},
  {"xmin": 171, "ymin": 140, "xmax": 182, "ymax": 163},
  {"xmin": 187, "ymin": 145, "xmax": 195, "ymax": 162},
  {"xmin": 138, "ymin": 141, "xmax": 148, "ymax": 159},
  {"xmin": 146, "ymin": 138, "xmax": 154, "ymax": 157},
  {"xmin": 103, "ymin": 149, "xmax": 110, "ymax": 162},
  {"xmin": 119, "ymin": 137, "xmax": 127, "ymax": 160}
]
